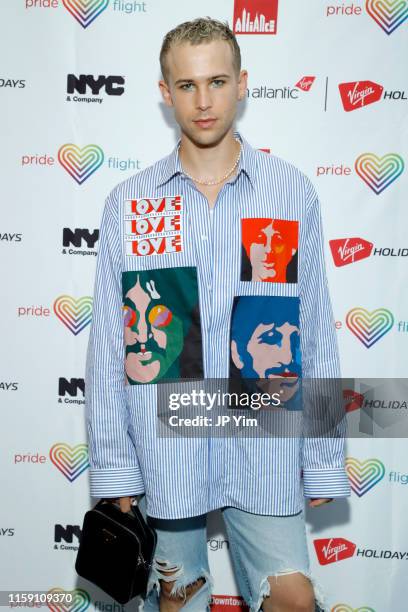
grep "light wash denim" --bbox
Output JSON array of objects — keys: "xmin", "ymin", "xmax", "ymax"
[{"xmin": 137, "ymin": 494, "xmax": 324, "ymax": 612}]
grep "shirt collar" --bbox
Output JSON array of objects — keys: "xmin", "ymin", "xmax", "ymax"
[{"xmin": 155, "ymin": 131, "xmax": 257, "ymax": 190}]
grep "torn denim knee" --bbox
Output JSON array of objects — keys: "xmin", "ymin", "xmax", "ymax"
[
  {"xmin": 145, "ymin": 557, "xmax": 213, "ymax": 608},
  {"xmin": 252, "ymin": 568, "xmax": 326, "ymax": 612}
]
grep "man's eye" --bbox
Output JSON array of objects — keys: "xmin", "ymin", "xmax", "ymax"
[
  {"xmin": 148, "ymin": 305, "xmax": 173, "ymax": 328},
  {"xmin": 180, "ymin": 83, "xmax": 194, "ymax": 91},
  {"xmin": 211, "ymin": 79, "xmax": 225, "ymax": 87},
  {"xmin": 123, "ymin": 305, "xmax": 137, "ymax": 328},
  {"xmin": 255, "ymin": 233, "xmax": 267, "ymax": 245}
]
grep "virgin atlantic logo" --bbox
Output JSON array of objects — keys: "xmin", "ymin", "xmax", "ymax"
[
  {"xmin": 295, "ymin": 76, "xmax": 315, "ymax": 92},
  {"xmin": 314, "ymin": 538, "xmax": 356, "ymax": 565}
]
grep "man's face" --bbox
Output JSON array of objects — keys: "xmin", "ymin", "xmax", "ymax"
[
  {"xmin": 230, "ymin": 296, "xmax": 302, "ymax": 404},
  {"xmin": 242, "ymin": 219, "xmax": 298, "ymax": 282},
  {"xmin": 232, "ymin": 320, "xmax": 301, "ymax": 403},
  {"xmin": 123, "ymin": 275, "xmax": 183, "ymax": 384},
  {"xmin": 159, "ymin": 40, "xmax": 247, "ymax": 147}
]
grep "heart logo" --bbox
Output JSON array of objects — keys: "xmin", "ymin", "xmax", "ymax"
[
  {"xmin": 58, "ymin": 144, "xmax": 104, "ymax": 185},
  {"xmin": 53, "ymin": 295, "xmax": 93, "ymax": 335},
  {"xmin": 62, "ymin": 0, "xmax": 109, "ymax": 29},
  {"xmin": 47, "ymin": 588, "xmax": 91, "ymax": 612},
  {"xmin": 366, "ymin": 0, "xmax": 408, "ymax": 34},
  {"xmin": 355, "ymin": 153, "xmax": 404, "ymax": 194},
  {"xmin": 332, "ymin": 605, "xmax": 375, "ymax": 612},
  {"xmin": 346, "ymin": 457, "xmax": 385, "ymax": 497},
  {"xmin": 346, "ymin": 307, "xmax": 394, "ymax": 348},
  {"xmin": 49, "ymin": 443, "xmax": 90, "ymax": 482}
]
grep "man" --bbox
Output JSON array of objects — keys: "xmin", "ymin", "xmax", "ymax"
[{"xmin": 85, "ymin": 17, "xmax": 350, "ymax": 612}]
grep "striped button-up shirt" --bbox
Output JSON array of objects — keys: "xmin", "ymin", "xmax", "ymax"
[{"xmin": 85, "ymin": 133, "xmax": 351, "ymax": 519}]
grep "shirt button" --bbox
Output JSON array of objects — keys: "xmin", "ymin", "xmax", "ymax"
[{"xmin": 201, "ymin": 235, "xmax": 208, "ymax": 241}]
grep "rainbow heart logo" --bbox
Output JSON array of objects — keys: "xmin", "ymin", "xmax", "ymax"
[
  {"xmin": 58, "ymin": 144, "xmax": 104, "ymax": 184},
  {"xmin": 53, "ymin": 295, "xmax": 93, "ymax": 335},
  {"xmin": 62, "ymin": 0, "xmax": 109, "ymax": 29},
  {"xmin": 346, "ymin": 307, "xmax": 394, "ymax": 348},
  {"xmin": 355, "ymin": 153, "xmax": 404, "ymax": 194},
  {"xmin": 346, "ymin": 457, "xmax": 385, "ymax": 497},
  {"xmin": 47, "ymin": 588, "xmax": 91, "ymax": 612},
  {"xmin": 332, "ymin": 605, "xmax": 375, "ymax": 612},
  {"xmin": 49, "ymin": 443, "xmax": 89, "ymax": 482},
  {"xmin": 366, "ymin": 0, "xmax": 408, "ymax": 34}
]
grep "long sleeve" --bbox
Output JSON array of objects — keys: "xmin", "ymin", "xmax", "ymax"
[
  {"xmin": 299, "ymin": 178, "xmax": 351, "ymax": 499},
  {"xmin": 85, "ymin": 189, "xmax": 145, "ymax": 498}
]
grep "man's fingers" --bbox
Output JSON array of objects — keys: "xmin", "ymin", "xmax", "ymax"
[{"xmin": 119, "ymin": 496, "xmax": 132, "ymax": 513}]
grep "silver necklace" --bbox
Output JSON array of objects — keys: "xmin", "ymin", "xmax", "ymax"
[{"xmin": 181, "ymin": 139, "xmax": 242, "ymax": 186}]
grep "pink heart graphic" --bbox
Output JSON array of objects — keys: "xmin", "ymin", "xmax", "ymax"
[
  {"xmin": 58, "ymin": 144, "xmax": 104, "ymax": 185},
  {"xmin": 49, "ymin": 443, "xmax": 89, "ymax": 482},
  {"xmin": 47, "ymin": 588, "xmax": 91, "ymax": 612},
  {"xmin": 346, "ymin": 457, "xmax": 385, "ymax": 497},
  {"xmin": 53, "ymin": 295, "xmax": 93, "ymax": 335},
  {"xmin": 366, "ymin": 0, "xmax": 408, "ymax": 34},
  {"xmin": 62, "ymin": 0, "xmax": 109, "ymax": 29},
  {"xmin": 346, "ymin": 307, "xmax": 394, "ymax": 347}
]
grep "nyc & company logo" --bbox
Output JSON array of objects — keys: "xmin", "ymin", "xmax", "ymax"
[
  {"xmin": 62, "ymin": 0, "xmax": 109, "ymax": 28},
  {"xmin": 366, "ymin": 0, "xmax": 408, "ymax": 34},
  {"xmin": 346, "ymin": 457, "xmax": 385, "ymax": 497},
  {"xmin": 49, "ymin": 443, "xmax": 90, "ymax": 482},
  {"xmin": 58, "ymin": 144, "xmax": 104, "ymax": 184},
  {"xmin": 355, "ymin": 153, "xmax": 404, "ymax": 194},
  {"xmin": 346, "ymin": 307, "xmax": 394, "ymax": 348},
  {"xmin": 53, "ymin": 295, "xmax": 93, "ymax": 335}
]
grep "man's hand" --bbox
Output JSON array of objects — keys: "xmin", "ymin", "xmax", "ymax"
[
  {"xmin": 104, "ymin": 496, "xmax": 133, "ymax": 513},
  {"xmin": 308, "ymin": 498, "xmax": 333, "ymax": 508}
]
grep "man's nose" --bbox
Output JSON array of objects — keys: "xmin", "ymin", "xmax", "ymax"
[
  {"xmin": 278, "ymin": 342, "xmax": 293, "ymax": 365},
  {"xmin": 135, "ymin": 319, "xmax": 149, "ymax": 343},
  {"xmin": 196, "ymin": 86, "xmax": 212, "ymax": 111}
]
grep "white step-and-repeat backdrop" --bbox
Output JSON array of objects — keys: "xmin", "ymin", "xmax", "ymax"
[{"xmin": 1, "ymin": 1, "xmax": 407, "ymax": 611}]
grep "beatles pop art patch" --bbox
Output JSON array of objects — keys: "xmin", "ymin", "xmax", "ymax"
[
  {"xmin": 241, "ymin": 218, "xmax": 299, "ymax": 283},
  {"xmin": 229, "ymin": 295, "xmax": 301, "ymax": 407},
  {"xmin": 124, "ymin": 196, "xmax": 183, "ymax": 256},
  {"xmin": 122, "ymin": 267, "xmax": 203, "ymax": 384}
]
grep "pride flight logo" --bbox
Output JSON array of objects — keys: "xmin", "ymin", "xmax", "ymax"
[
  {"xmin": 346, "ymin": 457, "xmax": 385, "ymax": 497},
  {"xmin": 47, "ymin": 588, "xmax": 91, "ymax": 612},
  {"xmin": 346, "ymin": 307, "xmax": 394, "ymax": 348},
  {"xmin": 58, "ymin": 144, "xmax": 104, "ymax": 184},
  {"xmin": 49, "ymin": 443, "xmax": 90, "ymax": 482},
  {"xmin": 53, "ymin": 295, "xmax": 93, "ymax": 335},
  {"xmin": 366, "ymin": 0, "xmax": 408, "ymax": 35},
  {"xmin": 355, "ymin": 153, "xmax": 404, "ymax": 194},
  {"xmin": 62, "ymin": 0, "xmax": 109, "ymax": 29}
]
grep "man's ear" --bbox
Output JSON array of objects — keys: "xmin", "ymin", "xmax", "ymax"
[
  {"xmin": 159, "ymin": 79, "xmax": 174, "ymax": 107},
  {"xmin": 237, "ymin": 69, "xmax": 248, "ymax": 101},
  {"xmin": 231, "ymin": 340, "xmax": 244, "ymax": 370}
]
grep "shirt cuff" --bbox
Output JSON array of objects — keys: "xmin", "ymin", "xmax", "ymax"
[
  {"xmin": 89, "ymin": 467, "xmax": 145, "ymax": 498},
  {"xmin": 302, "ymin": 467, "xmax": 351, "ymax": 498}
]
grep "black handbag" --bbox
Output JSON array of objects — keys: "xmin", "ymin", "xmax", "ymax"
[{"xmin": 75, "ymin": 498, "xmax": 157, "ymax": 604}]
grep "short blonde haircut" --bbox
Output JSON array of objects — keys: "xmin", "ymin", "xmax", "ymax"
[{"xmin": 160, "ymin": 17, "xmax": 241, "ymax": 83}]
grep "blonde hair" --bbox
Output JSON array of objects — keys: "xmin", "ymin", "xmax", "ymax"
[{"xmin": 160, "ymin": 17, "xmax": 241, "ymax": 82}]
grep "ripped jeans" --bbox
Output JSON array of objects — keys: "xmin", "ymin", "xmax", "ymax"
[{"xmin": 138, "ymin": 495, "xmax": 324, "ymax": 612}]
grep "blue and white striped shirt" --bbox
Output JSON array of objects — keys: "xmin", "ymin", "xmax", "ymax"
[{"xmin": 85, "ymin": 133, "xmax": 350, "ymax": 519}]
